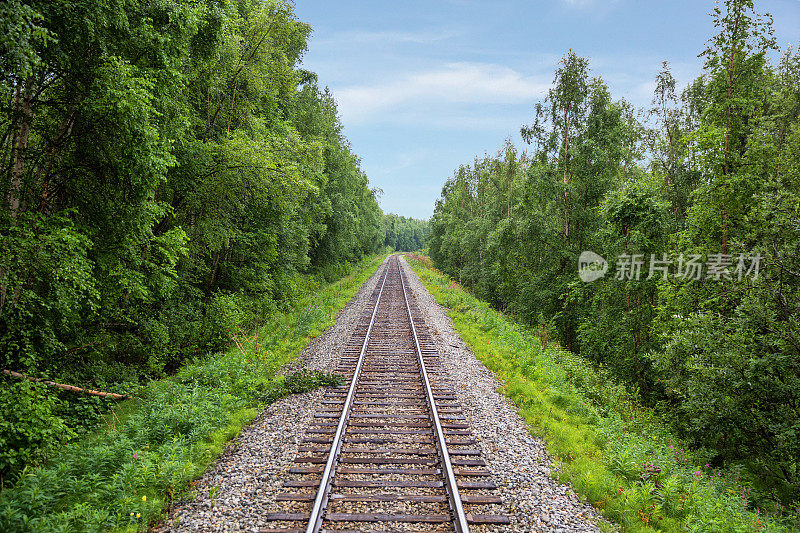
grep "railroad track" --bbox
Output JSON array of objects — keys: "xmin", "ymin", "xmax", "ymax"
[{"xmin": 265, "ymin": 255, "xmax": 509, "ymax": 532}]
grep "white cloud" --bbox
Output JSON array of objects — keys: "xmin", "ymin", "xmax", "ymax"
[
  {"xmin": 632, "ymin": 80, "xmax": 657, "ymax": 104},
  {"xmin": 558, "ymin": 0, "xmax": 621, "ymax": 12},
  {"xmin": 334, "ymin": 62, "xmax": 550, "ymax": 124},
  {"xmin": 370, "ymin": 148, "xmax": 438, "ymax": 178},
  {"xmin": 314, "ymin": 29, "xmax": 459, "ymax": 47}
]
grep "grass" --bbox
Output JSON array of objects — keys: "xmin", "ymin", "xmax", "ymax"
[
  {"xmin": 0, "ymin": 254, "xmax": 384, "ymax": 532},
  {"xmin": 405, "ymin": 253, "xmax": 798, "ymax": 533}
]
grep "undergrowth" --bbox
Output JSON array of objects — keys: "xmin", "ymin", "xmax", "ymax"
[
  {"xmin": 405, "ymin": 254, "xmax": 798, "ymax": 533},
  {"xmin": 0, "ymin": 254, "xmax": 384, "ymax": 532}
]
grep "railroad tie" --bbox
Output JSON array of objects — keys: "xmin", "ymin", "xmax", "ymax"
[{"xmin": 265, "ymin": 255, "xmax": 510, "ymax": 532}]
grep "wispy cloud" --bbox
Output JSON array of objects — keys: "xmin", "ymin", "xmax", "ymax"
[
  {"xmin": 370, "ymin": 148, "xmax": 439, "ymax": 178},
  {"xmin": 558, "ymin": 0, "xmax": 621, "ymax": 13},
  {"xmin": 334, "ymin": 62, "xmax": 550, "ymax": 124},
  {"xmin": 632, "ymin": 80, "xmax": 657, "ymax": 105},
  {"xmin": 314, "ymin": 29, "xmax": 460, "ymax": 47},
  {"xmin": 561, "ymin": 0, "xmax": 597, "ymax": 6}
]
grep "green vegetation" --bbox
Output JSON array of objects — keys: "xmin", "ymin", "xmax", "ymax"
[
  {"xmin": 407, "ymin": 253, "xmax": 796, "ymax": 532},
  {"xmin": 382, "ymin": 213, "xmax": 429, "ymax": 252},
  {"xmin": 428, "ymin": 0, "xmax": 799, "ymax": 521},
  {"xmin": 0, "ymin": 253, "xmax": 382, "ymax": 532},
  {"xmin": 0, "ymin": 0, "xmax": 389, "ymax": 487},
  {"xmin": 1, "ymin": 0, "xmax": 795, "ymax": 529}
]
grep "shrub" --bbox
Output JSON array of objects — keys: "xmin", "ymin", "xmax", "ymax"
[
  {"xmin": 0, "ymin": 379, "xmax": 73, "ymax": 482},
  {"xmin": 406, "ymin": 255, "xmax": 797, "ymax": 532}
]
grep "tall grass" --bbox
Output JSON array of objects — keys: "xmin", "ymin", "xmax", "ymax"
[
  {"xmin": 405, "ymin": 254, "xmax": 798, "ymax": 533},
  {"xmin": 0, "ymin": 255, "xmax": 384, "ymax": 532}
]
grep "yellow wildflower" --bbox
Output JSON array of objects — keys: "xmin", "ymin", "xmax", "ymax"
[{"xmin": 142, "ymin": 495, "xmax": 146, "ymax": 502}]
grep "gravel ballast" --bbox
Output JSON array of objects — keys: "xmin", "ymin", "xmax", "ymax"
[
  {"xmin": 399, "ymin": 256, "xmax": 605, "ymax": 533},
  {"xmin": 158, "ymin": 255, "xmax": 607, "ymax": 532},
  {"xmin": 158, "ymin": 258, "xmax": 386, "ymax": 532}
]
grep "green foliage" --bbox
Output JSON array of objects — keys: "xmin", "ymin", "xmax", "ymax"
[
  {"xmin": 428, "ymin": 0, "xmax": 800, "ymax": 516},
  {"xmin": 0, "ymin": 213, "xmax": 98, "ymax": 372},
  {"xmin": 407, "ymin": 256, "xmax": 796, "ymax": 532},
  {"xmin": 0, "ymin": 254, "xmax": 383, "ymax": 531},
  {"xmin": 382, "ymin": 214, "xmax": 428, "ymax": 251},
  {"xmin": 0, "ymin": 380, "xmax": 73, "ymax": 481},
  {"xmin": 268, "ymin": 369, "xmax": 343, "ymax": 401},
  {"xmin": 202, "ymin": 293, "xmax": 250, "ymax": 352},
  {"xmin": 0, "ymin": 0, "xmax": 385, "ymax": 486},
  {"xmin": 0, "ymin": 0, "xmax": 50, "ymax": 87}
]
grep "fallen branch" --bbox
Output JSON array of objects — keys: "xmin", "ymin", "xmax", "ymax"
[
  {"xmin": 61, "ymin": 340, "xmax": 103, "ymax": 356},
  {"xmin": 2, "ymin": 369, "xmax": 130, "ymax": 400}
]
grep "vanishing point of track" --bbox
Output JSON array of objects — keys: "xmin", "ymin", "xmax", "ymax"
[{"xmin": 265, "ymin": 255, "xmax": 509, "ymax": 532}]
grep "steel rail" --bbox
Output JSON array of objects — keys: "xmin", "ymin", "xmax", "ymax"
[
  {"xmin": 304, "ymin": 260, "xmax": 391, "ymax": 533},
  {"xmin": 399, "ymin": 257, "xmax": 471, "ymax": 533}
]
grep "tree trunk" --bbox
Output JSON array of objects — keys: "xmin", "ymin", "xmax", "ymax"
[
  {"xmin": 8, "ymin": 78, "xmax": 36, "ymax": 223},
  {"xmin": 3, "ymin": 369, "xmax": 130, "ymax": 400},
  {"xmin": 38, "ymin": 107, "xmax": 77, "ymax": 214},
  {"xmin": 207, "ymin": 248, "xmax": 221, "ymax": 294},
  {"xmin": 562, "ymin": 103, "xmax": 572, "ymax": 242},
  {"xmin": 721, "ymin": 11, "xmax": 741, "ymax": 255}
]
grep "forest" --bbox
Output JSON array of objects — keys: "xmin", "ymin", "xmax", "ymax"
[
  {"xmin": 382, "ymin": 213, "xmax": 429, "ymax": 252},
  {"xmin": 0, "ymin": 0, "xmax": 433, "ymax": 492},
  {"xmin": 429, "ymin": 0, "xmax": 799, "ymax": 515}
]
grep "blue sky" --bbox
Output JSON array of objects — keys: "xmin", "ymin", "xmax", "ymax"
[{"xmin": 293, "ymin": 0, "xmax": 800, "ymax": 219}]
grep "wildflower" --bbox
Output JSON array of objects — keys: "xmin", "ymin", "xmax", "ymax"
[
  {"xmin": 142, "ymin": 495, "xmax": 147, "ymax": 502},
  {"xmin": 132, "ymin": 452, "xmax": 139, "ymax": 460},
  {"xmin": 704, "ymin": 463, "xmax": 709, "ymax": 468},
  {"xmin": 130, "ymin": 512, "xmax": 134, "ymax": 517},
  {"xmin": 136, "ymin": 513, "xmax": 141, "ymax": 518}
]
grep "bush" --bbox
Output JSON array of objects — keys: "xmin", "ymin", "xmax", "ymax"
[
  {"xmin": 0, "ymin": 253, "xmax": 384, "ymax": 531},
  {"xmin": 202, "ymin": 293, "xmax": 249, "ymax": 351},
  {"xmin": 406, "ymin": 255, "xmax": 798, "ymax": 532},
  {"xmin": 0, "ymin": 379, "xmax": 73, "ymax": 482}
]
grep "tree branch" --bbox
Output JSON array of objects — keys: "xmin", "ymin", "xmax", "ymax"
[{"xmin": 3, "ymin": 369, "xmax": 130, "ymax": 400}]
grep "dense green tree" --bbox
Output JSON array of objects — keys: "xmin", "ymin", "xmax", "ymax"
[
  {"xmin": 429, "ymin": 0, "xmax": 800, "ymax": 508},
  {"xmin": 382, "ymin": 213, "xmax": 428, "ymax": 252},
  {"xmin": 0, "ymin": 0, "xmax": 385, "ymax": 481},
  {"xmin": 651, "ymin": 9, "xmax": 799, "ymax": 498}
]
